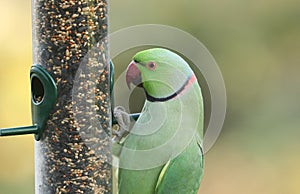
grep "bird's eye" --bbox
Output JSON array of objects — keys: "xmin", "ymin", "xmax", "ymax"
[{"xmin": 146, "ymin": 62, "xmax": 157, "ymax": 71}]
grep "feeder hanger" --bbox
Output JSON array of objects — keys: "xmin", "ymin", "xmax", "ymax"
[
  {"xmin": 0, "ymin": 62, "xmax": 140, "ymax": 140},
  {"xmin": 0, "ymin": 64, "xmax": 57, "ymax": 141}
]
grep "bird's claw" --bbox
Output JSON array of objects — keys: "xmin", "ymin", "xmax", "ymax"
[{"xmin": 112, "ymin": 106, "xmax": 131, "ymax": 143}]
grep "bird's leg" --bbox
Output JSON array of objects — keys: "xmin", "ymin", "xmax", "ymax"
[
  {"xmin": 112, "ymin": 106, "xmax": 131, "ymax": 143},
  {"xmin": 109, "ymin": 61, "xmax": 127, "ymax": 143},
  {"xmin": 109, "ymin": 60, "xmax": 140, "ymax": 143}
]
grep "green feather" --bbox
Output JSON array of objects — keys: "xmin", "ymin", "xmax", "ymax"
[
  {"xmin": 119, "ymin": 48, "xmax": 204, "ymax": 194},
  {"xmin": 155, "ymin": 138, "xmax": 203, "ymax": 194}
]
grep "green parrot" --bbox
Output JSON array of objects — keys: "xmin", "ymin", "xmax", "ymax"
[{"xmin": 118, "ymin": 48, "xmax": 204, "ymax": 194}]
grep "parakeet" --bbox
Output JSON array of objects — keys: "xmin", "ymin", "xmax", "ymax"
[{"xmin": 118, "ymin": 48, "xmax": 204, "ymax": 194}]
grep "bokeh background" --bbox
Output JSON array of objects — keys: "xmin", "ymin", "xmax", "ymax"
[{"xmin": 0, "ymin": 0, "xmax": 299, "ymax": 193}]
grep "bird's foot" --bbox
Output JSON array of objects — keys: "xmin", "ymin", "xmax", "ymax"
[{"xmin": 112, "ymin": 106, "xmax": 131, "ymax": 143}]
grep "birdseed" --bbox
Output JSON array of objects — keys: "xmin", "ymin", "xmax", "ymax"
[{"xmin": 32, "ymin": 0, "xmax": 111, "ymax": 193}]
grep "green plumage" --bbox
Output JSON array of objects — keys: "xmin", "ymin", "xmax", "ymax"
[{"xmin": 119, "ymin": 48, "xmax": 204, "ymax": 194}]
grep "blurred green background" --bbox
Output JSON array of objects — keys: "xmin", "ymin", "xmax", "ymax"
[{"xmin": 0, "ymin": 0, "xmax": 299, "ymax": 193}]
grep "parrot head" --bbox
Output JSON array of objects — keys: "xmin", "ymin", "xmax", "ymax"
[{"xmin": 126, "ymin": 48, "xmax": 196, "ymax": 101}]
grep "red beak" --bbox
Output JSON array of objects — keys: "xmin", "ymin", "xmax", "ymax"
[{"xmin": 126, "ymin": 61, "xmax": 142, "ymax": 89}]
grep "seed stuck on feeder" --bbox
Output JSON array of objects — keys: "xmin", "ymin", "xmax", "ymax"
[{"xmin": 32, "ymin": 0, "xmax": 111, "ymax": 193}]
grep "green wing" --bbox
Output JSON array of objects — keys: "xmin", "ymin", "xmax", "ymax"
[{"xmin": 155, "ymin": 138, "xmax": 204, "ymax": 194}]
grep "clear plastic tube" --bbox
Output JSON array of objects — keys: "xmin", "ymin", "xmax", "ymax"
[{"xmin": 32, "ymin": 0, "xmax": 111, "ymax": 193}]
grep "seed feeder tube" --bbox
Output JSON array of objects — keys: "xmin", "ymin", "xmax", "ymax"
[
  {"xmin": 32, "ymin": 0, "xmax": 112, "ymax": 192},
  {"xmin": 1, "ymin": 0, "xmax": 112, "ymax": 193}
]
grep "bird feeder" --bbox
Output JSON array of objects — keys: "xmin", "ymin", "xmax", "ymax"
[{"xmin": 0, "ymin": 0, "xmax": 112, "ymax": 193}]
